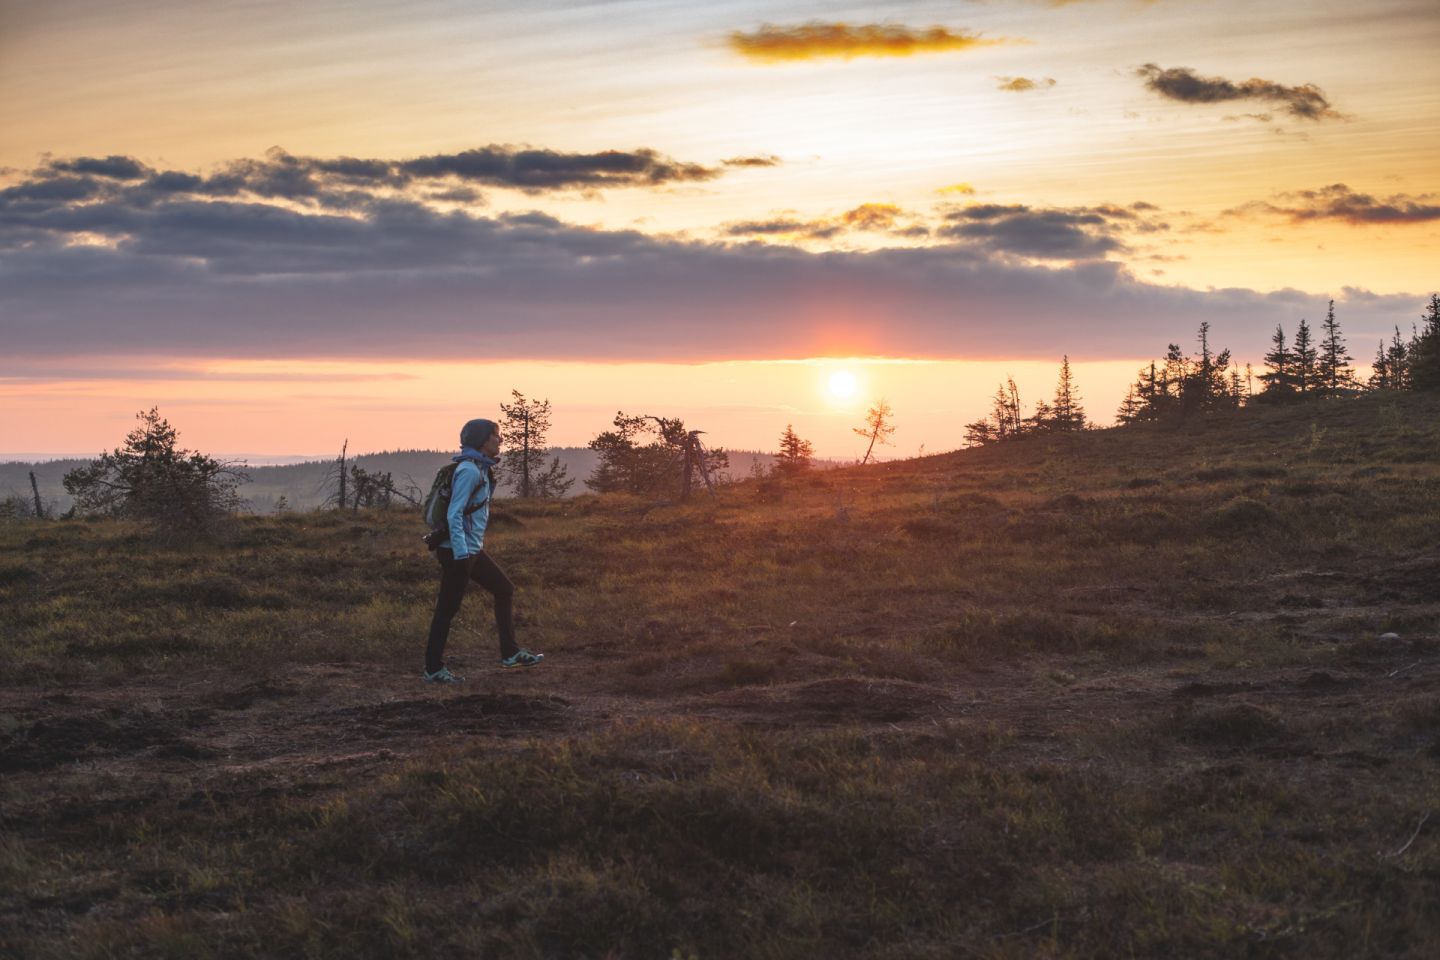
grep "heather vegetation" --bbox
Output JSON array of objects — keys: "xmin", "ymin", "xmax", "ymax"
[{"xmin": 3, "ymin": 392, "xmax": 1438, "ymax": 958}]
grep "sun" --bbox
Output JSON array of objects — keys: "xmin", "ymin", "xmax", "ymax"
[{"xmin": 828, "ymin": 369, "xmax": 858, "ymax": 399}]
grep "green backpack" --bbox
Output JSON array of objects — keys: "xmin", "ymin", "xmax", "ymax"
[{"xmin": 421, "ymin": 460, "xmax": 490, "ymax": 549}]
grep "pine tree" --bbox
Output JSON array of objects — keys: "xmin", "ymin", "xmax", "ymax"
[
  {"xmin": 1368, "ymin": 340, "xmax": 1390, "ymax": 390},
  {"xmin": 1317, "ymin": 299, "xmax": 1355, "ymax": 396},
  {"xmin": 1050, "ymin": 355, "xmax": 1086, "ymax": 431},
  {"xmin": 1115, "ymin": 384, "xmax": 1144, "ymax": 424},
  {"xmin": 1195, "ymin": 323, "xmax": 1216, "ymax": 409},
  {"xmin": 499, "ymin": 390, "xmax": 572, "ymax": 498},
  {"xmin": 1386, "ymin": 326, "xmax": 1410, "ymax": 389},
  {"xmin": 775, "ymin": 424, "xmax": 815, "ymax": 475},
  {"xmin": 1259, "ymin": 325, "xmax": 1295, "ymax": 399},
  {"xmin": 62, "ymin": 407, "xmax": 247, "ymax": 533},
  {"xmin": 1409, "ymin": 293, "xmax": 1440, "ymax": 392},
  {"xmin": 1292, "ymin": 317, "xmax": 1318, "ymax": 395}
]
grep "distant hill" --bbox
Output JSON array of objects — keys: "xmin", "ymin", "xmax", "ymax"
[{"xmin": 4, "ymin": 447, "xmax": 817, "ymax": 514}]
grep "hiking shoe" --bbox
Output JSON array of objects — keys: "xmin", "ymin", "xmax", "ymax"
[
  {"xmin": 500, "ymin": 649, "xmax": 544, "ymax": 669},
  {"xmin": 423, "ymin": 666, "xmax": 464, "ymax": 683}
]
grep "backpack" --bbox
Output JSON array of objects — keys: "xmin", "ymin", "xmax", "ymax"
[{"xmin": 421, "ymin": 460, "xmax": 490, "ymax": 549}]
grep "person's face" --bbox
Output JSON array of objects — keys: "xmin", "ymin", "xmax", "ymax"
[{"xmin": 482, "ymin": 429, "xmax": 502, "ymax": 457}]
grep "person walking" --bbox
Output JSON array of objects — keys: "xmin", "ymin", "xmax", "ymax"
[{"xmin": 424, "ymin": 417, "xmax": 543, "ymax": 683}]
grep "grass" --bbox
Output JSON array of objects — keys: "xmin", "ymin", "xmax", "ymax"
[{"xmin": 2, "ymin": 391, "xmax": 1439, "ymax": 957}]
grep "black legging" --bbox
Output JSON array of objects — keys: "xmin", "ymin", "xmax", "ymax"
[{"xmin": 426, "ymin": 548, "xmax": 518, "ymax": 672}]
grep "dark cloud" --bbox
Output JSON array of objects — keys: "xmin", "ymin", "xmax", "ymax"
[
  {"xmin": 1, "ymin": 164, "xmax": 1418, "ymax": 365},
  {"xmin": 936, "ymin": 203, "xmax": 1161, "ymax": 259},
  {"xmin": 3, "ymin": 145, "xmax": 737, "ymax": 219},
  {"xmin": 726, "ymin": 218, "xmax": 842, "ymax": 240},
  {"xmin": 729, "ymin": 23, "xmax": 1007, "ymax": 62},
  {"xmin": 996, "ymin": 76, "xmax": 1055, "ymax": 92},
  {"xmin": 1137, "ymin": 64, "xmax": 1339, "ymax": 120},
  {"xmin": 1226, "ymin": 184, "xmax": 1440, "ymax": 224},
  {"xmin": 398, "ymin": 147, "xmax": 719, "ymax": 191}
]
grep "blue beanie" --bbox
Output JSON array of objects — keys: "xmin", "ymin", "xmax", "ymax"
[{"xmin": 460, "ymin": 418, "xmax": 497, "ymax": 449}]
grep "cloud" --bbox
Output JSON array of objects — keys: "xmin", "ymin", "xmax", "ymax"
[
  {"xmin": 725, "ymin": 203, "xmax": 915, "ymax": 241},
  {"xmin": 1137, "ymin": 64, "xmax": 1339, "ymax": 120},
  {"xmin": 725, "ymin": 217, "xmax": 844, "ymax": 241},
  {"xmin": 399, "ymin": 146, "xmax": 720, "ymax": 191},
  {"xmin": 935, "ymin": 202, "xmax": 1170, "ymax": 259},
  {"xmin": 1226, "ymin": 184, "xmax": 1440, "ymax": 224},
  {"xmin": 937, "ymin": 183, "xmax": 977, "ymax": 196},
  {"xmin": 0, "ymin": 162, "xmax": 1419, "ymax": 366},
  {"xmin": 729, "ymin": 23, "xmax": 1008, "ymax": 62},
  {"xmin": 840, "ymin": 203, "xmax": 904, "ymax": 230},
  {"xmin": 41, "ymin": 155, "xmax": 151, "ymax": 180},
  {"xmin": 3, "ymin": 145, "xmax": 735, "ymax": 218},
  {"xmin": 996, "ymin": 76, "xmax": 1055, "ymax": 92},
  {"xmin": 722, "ymin": 155, "xmax": 782, "ymax": 167}
]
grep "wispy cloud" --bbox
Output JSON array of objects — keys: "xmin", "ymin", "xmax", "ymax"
[
  {"xmin": 1136, "ymin": 64, "xmax": 1340, "ymax": 120},
  {"xmin": 725, "ymin": 203, "xmax": 918, "ymax": 241},
  {"xmin": 729, "ymin": 23, "xmax": 1009, "ymax": 63},
  {"xmin": 996, "ymin": 76, "xmax": 1055, "ymax": 92},
  {"xmin": 1226, "ymin": 184, "xmax": 1440, "ymax": 224},
  {"xmin": 722, "ymin": 155, "xmax": 782, "ymax": 168}
]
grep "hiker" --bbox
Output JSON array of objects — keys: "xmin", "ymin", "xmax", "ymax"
[{"xmin": 423, "ymin": 418, "xmax": 544, "ymax": 683}]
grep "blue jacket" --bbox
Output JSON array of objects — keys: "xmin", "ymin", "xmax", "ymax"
[{"xmin": 442, "ymin": 448, "xmax": 495, "ymax": 559}]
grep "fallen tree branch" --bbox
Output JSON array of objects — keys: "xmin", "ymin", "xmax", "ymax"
[{"xmin": 1382, "ymin": 811, "xmax": 1430, "ymax": 859}]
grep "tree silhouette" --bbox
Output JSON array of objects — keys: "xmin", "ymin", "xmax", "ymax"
[
  {"xmin": 499, "ymin": 390, "xmax": 573, "ymax": 498},
  {"xmin": 1386, "ymin": 326, "xmax": 1410, "ymax": 389},
  {"xmin": 775, "ymin": 424, "xmax": 815, "ymax": 476},
  {"xmin": 1409, "ymin": 294, "xmax": 1440, "ymax": 392},
  {"xmin": 1292, "ymin": 317, "xmax": 1319, "ymax": 395},
  {"xmin": 854, "ymin": 399, "xmax": 896, "ymax": 464},
  {"xmin": 1317, "ymin": 299, "xmax": 1356, "ymax": 396},
  {"xmin": 1259, "ymin": 325, "xmax": 1295, "ymax": 399},
  {"xmin": 63, "ymin": 407, "xmax": 247, "ymax": 533},
  {"xmin": 586, "ymin": 413, "xmax": 727, "ymax": 497}
]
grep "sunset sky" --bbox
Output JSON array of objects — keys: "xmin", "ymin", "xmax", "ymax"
[{"xmin": 3, "ymin": 0, "xmax": 1438, "ymax": 459}]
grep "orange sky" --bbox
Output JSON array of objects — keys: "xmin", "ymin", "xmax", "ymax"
[{"xmin": 2, "ymin": 0, "xmax": 1437, "ymax": 457}]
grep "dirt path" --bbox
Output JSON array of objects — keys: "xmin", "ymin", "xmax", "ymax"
[{"xmin": 4, "ymin": 640, "xmax": 1435, "ymax": 796}]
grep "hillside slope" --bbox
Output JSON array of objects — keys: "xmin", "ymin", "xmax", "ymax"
[{"xmin": 2, "ymin": 392, "xmax": 1437, "ymax": 958}]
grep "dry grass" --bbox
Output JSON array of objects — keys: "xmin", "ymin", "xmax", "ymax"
[{"xmin": 2, "ymin": 392, "xmax": 1438, "ymax": 958}]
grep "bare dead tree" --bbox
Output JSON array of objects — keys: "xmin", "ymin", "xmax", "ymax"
[{"xmin": 29, "ymin": 471, "xmax": 45, "ymax": 519}]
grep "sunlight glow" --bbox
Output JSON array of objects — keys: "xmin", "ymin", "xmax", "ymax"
[{"xmin": 828, "ymin": 370, "xmax": 858, "ymax": 399}]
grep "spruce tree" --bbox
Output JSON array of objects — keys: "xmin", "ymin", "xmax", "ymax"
[
  {"xmin": 1386, "ymin": 326, "xmax": 1410, "ymax": 389},
  {"xmin": 1259, "ymin": 325, "xmax": 1294, "ymax": 399},
  {"xmin": 1292, "ymin": 317, "xmax": 1319, "ymax": 395},
  {"xmin": 1115, "ymin": 384, "xmax": 1144, "ymax": 424},
  {"xmin": 1317, "ymin": 299, "xmax": 1355, "ymax": 396},
  {"xmin": 1051, "ymin": 355, "xmax": 1086, "ymax": 430},
  {"xmin": 1409, "ymin": 294, "xmax": 1440, "ymax": 392},
  {"xmin": 775, "ymin": 424, "xmax": 815, "ymax": 475},
  {"xmin": 1195, "ymin": 323, "xmax": 1215, "ymax": 409},
  {"xmin": 1368, "ymin": 340, "xmax": 1390, "ymax": 390}
]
